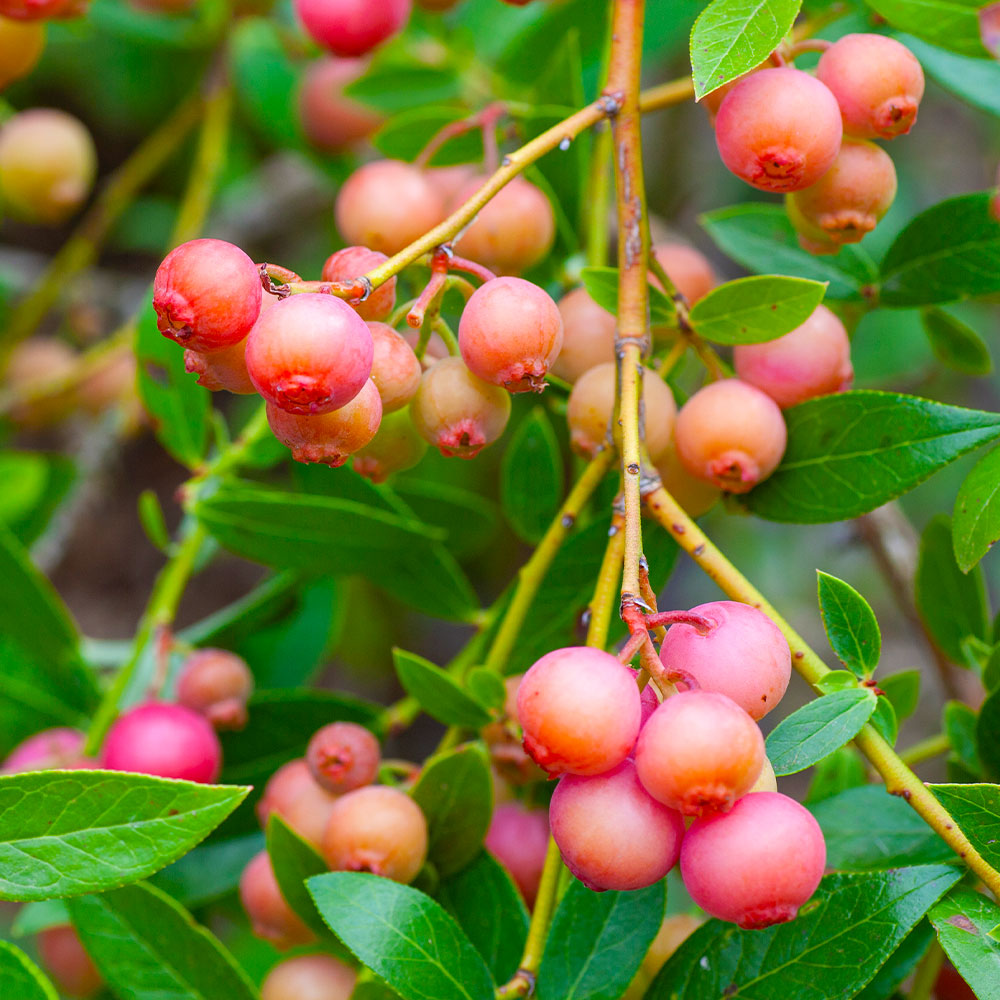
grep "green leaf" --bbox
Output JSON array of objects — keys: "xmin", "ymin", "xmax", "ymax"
[
  {"xmin": 930, "ymin": 888, "xmax": 1000, "ymax": 998},
  {"xmin": 649, "ymin": 866, "xmax": 961, "ymax": 999},
  {"xmin": 501, "ymin": 408, "xmax": 564, "ymax": 544},
  {"xmin": 344, "ymin": 63, "xmax": 463, "ymax": 114},
  {"xmin": 436, "ymin": 851, "xmax": 528, "ymax": 984},
  {"xmin": 944, "ymin": 701, "xmax": 982, "ymax": 775},
  {"xmin": 393, "ymin": 650, "xmax": 492, "ymax": 729},
  {"xmin": 689, "ymin": 0, "xmax": 801, "ymax": 100},
  {"xmin": 266, "ymin": 814, "xmax": 334, "ymax": 940},
  {"xmin": 869, "ymin": 695, "xmax": 899, "ymax": 746},
  {"xmin": 0, "ymin": 941, "xmax": 57, "ymax": 1000},
  {"xmin": 138, "ymin": 489, "xmax": 170, "ymax": 553},
  {"xmin": 373, "ymin": 106, "xmax": 479, "ymax": 164},
  {"xmin": 11, "ymin": 899, "xmax": 70, "ymax": 937},
  {"xmin": 881, "ymin": 193, "xmax": 1000, "ymax": 305},
  {"xmin": 921, "ymin": 306, "xmax": 993, "ymax": 376},
  {"xmin": 863, "ymin": 0, "xmax": 990, "ymax": 57},
  {"xmin": 953, "ymin": 445, "xmax": 1000, "ymax": 572},
  {"xmin": 537, "ymin": 878, "xmax": 665, "ymax": 1000},
  {"xmin": 68, "ymin": 880, "xmax": 258, "ymax": 1000},
  {"xmin": 916, "ymin": 514, "xmax": 990, "ymax": 665},
  {"xmin": 855, "ymin": 919, "xmax": 935, "ymax": 1000},
  {"xmin": 879, "ymin": 669, "xmax": 921, "ymax": 722},
  {"xmin": 805, "ymin": 746, "xmax": 868, "ymax": 804},
  {"xmin": 745, "ymin": 393, "xmax": 1000, "ymax": 523},
  {"xmin": 897, "ymin": 33, "xmax": 1000, "ymax": 117},
  {"xmin": 688, "ymin": 275, "xmax": 826, "ymax": 345},
  {"xmin": 976, "ymin": 691, "xmax": 1000, "ymax": 779},
  {"xmin": 393, "ymin": 479, "xmax": 500, "ymax": 560},
  {"xmin": 309, "ymin": 871, "xmax": 495, "ymax": 1000},
  {"xmin": 150, "ymin": 832, "xmax": 262, "ymax": 908},
  {"xmin": 986, "ymin": 645, "xmax": 1000, "ymax": 692},
  {"xmin": 579, "ymin": 266, "xmax": 676, "ymax": 326},
  {"xmin": 817, "ymin": 571, "xmax": 881, "ymax": 677},
  {"xmin": 0, "ymin": 451, "xmax": 76, "ymax": 546},
  {"xmin": 700, "ymin": 204, "xmax": 879, "ymax": 301},
  {"xmin": 930, "ymin": 784, "xmax": 1000, "ymax": 872},
  {"xmin": 410, "ymin": 743, "xmax": 493, "ymax": 877},
  {"xmin": 0, "ymin": 771, "xmax": 248, "ymax": 901},
  {"xmin": 464, "ymin": 668, "xmax": 507, "ymax": 712}
]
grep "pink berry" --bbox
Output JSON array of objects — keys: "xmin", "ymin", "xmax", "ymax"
[
  {"xmin": 367, "ymin": 322, "xmax": 422, "ymax": 411},
  {"xmin": 176, "ymin": 648, "xmax": 254, "ymax": 731},
  {"xmin": 2, "ymin": 727, "xmax": 85, "ymax": 773},
  {"xmin": 0, "ymin": 0, "xmax": 80, "ymax": 16},
  {"xmin": 320, "ymin": 245, "xmax": 396, "ymax": 323},
  {"xmin": 153, "ymin": 238, "xmax": 261, "ymax": 354},
  {"xmin": 184, "ymin": 337, "xmax": 256, "ymax": 395},
  {"xmin": 425, "ymin": 163, "xmax": 477, "ymax": 202},
  {"xmin": 517, "ymin": 646, "xmax": 640, "ymax": 777},
  {"xmin": 673, "ymin": 378, "xmax": 786, "ymax": 493},
  {"xmin": 715, "ymin": 68, "xmax": 843, "ymax": 193},
  {"xmin": 550, "ymin": 760, "xmax": 685, "ymax": 891},
  {"xmin": 484, "ymin": 802, "xmax": 550, "ymax": 906},
  {"xmin": 700, "ymin": 61, "xmax": 769, "ymax": 121},
  {"xmin": 733, "ymin": 304, "xmax": 853, "ymax": 409},
  {"xmin": 245, "ymin": 293, "xmax": 373, "ymax": 415},
  {"xmin": 298, "ymin": 56, "xmax": 381, "ymax": 153},
  {"xmin": 0, "ymin": 17, "xmax": 44, "ymax": 88},
  {"xmin": 257, "ymin": 758, "xmax": 339, "ymax": 849},
  {"xmin": 816, "ymin": 33, "xmax": 924, "ymax": 140},
  {"xmin": 239, "ymin": 851, "xmax": 315, "ymax": 950},
  {"xmin": 680, "ymin": 791, "xmax": 826, "ymax": 928},
  {"xmin": 650, "ymin": 243, "xmax": 718, "ymax": 306},
  {"xmin": 551, "ymin": 286, "xmax": 617, "ymax": 383},
  {"xmin": 262, "ymin": 955, "xmax": 358, "ymax": 1000},
  {"xmin": 294, "ymin": 0, "xmax": 410, "ymax": 57},
  {"xmin": 638, "ymin": 682, "xmax": 660, "ymax": 728},
  {"xmin": 458, "ymin": 277, "xmax": 563, "ymax": 392},
  {"xmin": 352, "ymin": 407, "xmax": 427, "ymax": 482},
  {"xmin": 305, "ymin": 721, "xmax": 380, "ymax": 794},
  {"xmin": 659, "ymin": 601, "xmax": 791, "ymax": 721},
  {"xmin": 37, "ymin": 926, "xmax": 102, "ymax": 998}
]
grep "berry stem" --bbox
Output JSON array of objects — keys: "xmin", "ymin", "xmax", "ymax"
[
  {"xmin": 587, "ymin": 512, "xmax": 626, "ymax": 648},
  {"xmin": 898, "ymin": 732, "xmax": 950, "ymax": 767},
  {"xmin": 413, "ymin": 101, "xmax": 507, "ymax": 170}
]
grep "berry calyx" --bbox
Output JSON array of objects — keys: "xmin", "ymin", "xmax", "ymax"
[
  {"xmin": 552, "ymin": 286, "xmax": 617, "ymax": 383},
  {"xmin": 257, "ymin": 758, "xmax": 339, "ymax": 849},
  {"xmin": 320, "ymin": 246, "xmax": 397, "ymax": 323},
  {"xmin": 37, "ymin": 926, "xmax": 102, "ymax": 998},
  {"xmin": 298, "ymin": 57, "xmax": 382, "ymax": 153},
  {"xmin": 239, "ymin": 850, "xmax": 315, "ymax": 950},
  {"xmin": 352, "ymin": 407, "xmax": 427, "ymax": 482},
  {"xmin": 367, "ymin": 322, "xmax": 422, "ymax": 411},
  {"xmin": 176, "ymin": 648, "xmax": 255, "ymax": 731},
  {"xmin": 261, "ymin": 955, "xmax": 358, "ymax": 1000},
  {"xmin": 305, "ymin": 721, "xmax": 380, "ymax": 794},
  {"xmin": 484, "ymin": 802, "xmax": 550, "ymax": 905},
  {"xmin": 294, "ymin": 0, "xmax": 411, "ymax": 57}
]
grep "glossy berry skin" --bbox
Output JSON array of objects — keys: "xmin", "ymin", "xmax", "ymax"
[
  {"xmin": 410, "ymin": 356, "xmax": 511, "ymax": 458},
  {"xmin": 2, "ymin": 727, "xmax": 84, "ymax": 772},
  {"xmin": 659, "ymin": 601, "xmax": 791, "ymax": 720},
  {"xmin": 0, "ymin": 17, "xmax": 44, "ymax": 88},
  {"xmin": 306, "ymin": 721, "xmax": 380, "ymax": 794},
  {"xmin": 261, "ymin": 955, "xmax": 358, "ymax": 1000},
  {"xmin": 257, "ymin": 758, "xmax": 339, "ymax": 849},
  {"xmin": 550, "ymin": 760, "xmax": 685, "ymax": 891},
  {"xmin": 674, "ymin": 379, "xmax": 786, "ymax": 493},
  {"xmin": 517, "ymin": 646, "xmax": 641, "ymax": 777},
  {"xmin": 635, "ymin": 691, "xmax": 765, "ymax": 816},
  {"xmin": 700, "ymin": 61, "xmax": 769, "ymax": 120},
  {"xmin": 567, "ymin": 361, "xmax": 677, "ymax": 463},
  {"xmin": 452, "ymin": 175, "xmax": 555, "ymax": 275},
  {"xmin": 459, "ymin": 277, "xmax": 563, "ymax": 392},
  {"xmin": 176, "ymin": 648, "xmax": 254, "ymax": 731},
  {"xmin": 651, "ymin": 244, "xmax": 718, "ymax": 306},
  {"xmin": 681, "ymin": 792, "xmax": 826, "ymax": 928},
  {"xmin": 294, "ymin": 0, "xmax": 410, "ymax": 57},
  {"xmin": 734, "ymin": 304, "xmax": 853, "ymax": 409},
  {"xmin": 239, "ymin": 851, "xmax": 315, "ymax": 950},
  {"xmin": 816, "ymin": 34, "xmax": 924, "ymax": 140},
  {"xmin": 321, "ymin": 246, "xmax": 396, "ymax": 323},
  {"xmin": 153, "ymin": 239, "xmax": 261, "ymax": 354},
  {"xmin": 266, "ymin": 380, "xmax": 382, "ymax": 466},
  {"xmin": 367, "ymin": 322, "xmax": 422, "ymax": 410},
  {"xmin": 484, "ymin": 802, "xmax": 550, "ymax": 906},
  {"xmin": 335, "ymin": 160, "xmax": 446, "ymax": 256},
  {"xmin": 353, "ymin": 407, "xmax": 427, "ymax": 481},
  {"xmin": 246, "ymin": 293, "xmax": 373, "ymax": 415},
  {"xmin": 37, "ymin": 926, "xmax": 102, "ymax": 998},
  {"xmin": 552, "ymin": 286, "xmax": 617, "ymax": 383},
  {"xmin": 321, "ymin": 785, "xmax": 428, "ymax": 883},
  {"xmin": 184, "ymin": 337, "xmax": 255, "ymax": 394},
  {"xmin": 298, "ymin": 57, "xmax": 381, "ymax": 153},
  {"xmin": 0, "ymin": 109, "xmax": 95, "ymax": 223},
  {"xmin": 715, "ymin": 68, "xmax": 843, "ymax": 193}
]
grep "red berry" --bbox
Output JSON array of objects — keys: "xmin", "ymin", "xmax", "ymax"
[
  {"xmin": 367, "ymin": 322, "xmax": 422, "ymax": 411},
  {"xmin": 484, "ymin": 802, "xmax": 549, "ymax": 906},
  {"xmin": 551, "ymin": 287, "xmax": 617, "ymax": 383},
  {"xmin": 0, "ymin": 17, "xmax": 44, "ymax": 87},
  {"xmin": 659, "ymin": 601, "xmax": 791, "ymax": 720},
  {"xmin": 320, "ymin": 785, "xmax": 428, "ymax": 883},
  {"xmin": 257, "ymin": 758, "xmax": 339, "ymax": 849},
  {"xmin": 305, "ymin": 721, "xmax": 380, "ymax": 794},
  {"xmin": 816, "ymin": 34, "xmax": 924, "ymax": 140},
  {"xmin": 517, "ymin": 646, "xmax": 641, "ymax": 777},
  {"xmin": 714, "ymin": 68, "xmax": 843, "ymax": 193},
  {"xmin": 0, "ymin": 0, "xmax": 78, "ymax": 24},
  {"xmin": 2, "ymin": 727, "xmax": 85, "ymax": 773},
  {"xmin": 184, "ymin": 337, "xmax": 256, "ymax": 394},
  {"xmin": 100, "ymin": 702, "xmax": 222, "ymax": 783},
  {"xmin": 153, "ymin": 239, "xmax": 261, "ymax": 354},
  {"xmin": 410, "ymin": 356, "xmax": 511, "ymax": 458},
  {"xmin": 700, "ymin": 61, "xmax": 769, "ymax": 121},
  {"xmin": 246, "ymin": 293, "xmax": 373, "ymax": 415},
  {"xmin": 733, "ymin": 304, "xmax": 853, "ymax": 409},
  {"xmin": 298, "ymin": 57, "xmax": 382, "ymax": 153},
  {"xmin": 262, "ymin": 955, "xmax": 358, "ymax": 1000},
  {"xmin": 650, "ymin": 243, "xmax": 718, "ymax": 306},
  {"xmin": 37, "ymin": 926, "xmax": 102, "ymax": 998},
  {"xmin": 176, "ymin": 648, "xmax": 255, "ymax": 731},
  {"xmin": 320, "ymin": 246, "xmax": 396, "ymax": 323},
  {"xmin": 239, "ymin": 850, "xmax": 315, "ymax": 950},
  {"xmin": 550, "ymin": 760, "xmax": 685, "ymax": 891},
  {"xmin": 294, "ymin": 0, "xmax": 410, "ymax": 57},
  {"xmin": 352, "ymin": 407, "xmax": 427, "ymax": 482},
  {"xmin": 935, "ymin": 964, "xmax": 977, "ymax": 1000},
  {"xmin": 458, "ymin": 276, "xmax": 563, "ymax": 392},
  {"xmin": 680, "ymin": 791, "xmax": 826, "ymax": 928}
]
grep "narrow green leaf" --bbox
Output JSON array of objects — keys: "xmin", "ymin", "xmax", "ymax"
[
  {"xmin": 930, "ymin": 888, "xmax": 1000, "ymax": 998},
  {"xmin": 855, "ymin": 919, "xmax": 935, "ymax": 1000},
  {"xmin": 267, "ymin": 815, "xmax": 332, "ymax": 940},
  {"xmin": 344, "ymin": 64, "xmax": 463, "ymax": 114},
  {"xmin": 976, "ymin": 691, "xmax": 1000, "ymax": 779},
  {"xmin": 393, "ymin": 479, "xmax": 500, "ymax": 561},
  {"xmin": 579, "ymin": 266, "xmax": 676, "ymax": 326},
  {"xmin": 150, "ymin": 832, "xmax": 262, "ymax": 908},
  {"xmin": 985, "ymin": 646, "xmax": 1000, "ymax": 692},
  {"xmin": 817, "ymin": 571, "xmax": 881, "ymax": 677},
  {"xmin": 138, "ymin": 489, "xmax": 170, "ymax": 553},
  {"xmin": 464, "ymin": 668, "xmax": 506, "ymax": 712},
  {"xmin": 501, "ymin": 408, "xmax": 564, "ymax": 544},
  {"xmin": 393, "ymin": 650, "xmax": 492, "ymax": 729},
  {"xmin": 869, "ymin": 696, "xmax": 899, "ymax": 746},
  {"xmin": 863, "ymin": 0, "xmax": 990, "ymax": 57},
  {"xmin": 879, "ymin": 669, "xmax": 920, "ymax": 722},
  {"xmin": 953, "ymin": 445, "xmax": 1000, "ymax": 572},
  {"xmin": 921, "ymin": 306, "xmax": 993, "ymax": 375},
  {"xmin": 944, "ymin": 701, "xmax": 982, "ymax": 775},
  {"xmin": 930, "ymin": 784, "xmax": 1000, "ymax": 872},
  {"xmin": 0, "ymin": 941, "xmax": 57, "ymax": 1000}
]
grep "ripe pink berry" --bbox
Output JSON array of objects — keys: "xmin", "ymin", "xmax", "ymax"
[
  {"xmin": 566, "ymin": 361, "xmax": 677, "ymax": 463},
  {"xmin": 401, "ymin": 327, "xmax": 449, "ymax": 364},
  {"xmin": 0, "ymin": 0, "xmax": 80, "ymax": 17},
  {"xmin": 37, "ymin": 926, "xmax": 102, "ymax": 998},
  {"xmin": 635, "ymin": 691, "xmax": 765, "ymax": 816},
  {"xmin": 816, "ymin": 33, "xmax": 924, "ymax": 140},
  {"xmin": 410, "ymin": 356, "xmax": 511, "ymax": 458},
  {"xmin": 680, "ymin": 791, "xmax": 826, "ymax": 928},
  {"xmin": 352, "ymin": 407, "xmax": 427, "ymax": 481},
  {"xmin": 733, "ymin": 304, "xmax": 853, "ymax": 409},
  {"xmin": 651, "ymin": 243, "xmax": 718, "ymax": 306},
  {"xmin": 176, "ymin": 648, "xmax": 255, "ymax": 731},
  {"xmin": 239, "ymin": 851, "xmax": 315, "ymax": 950},
  {"xmin": 451, "ymin": 175, "xmax": 555, "ymax": 275},
  {"xmin": 262, "ymin": 955, "xmax": 358, "ymax": 1000},
  {"xmin": 266, "ymin": 379, "xmax": 382, "ymax": 466},
  {"xmin": 305, "ymin": 721, "xmax": 380, "ymax": 794},
  {"xmin": 320, "ymin": 785, "xmax": 428, "ymax": 883},
  {"xmin": 484, "ymin": 802, "xmax": 550, "ymax": 906},
  {"xmin": 100, "ymin": 702, "xmax": 222, "ymax": 783},
  {"xmin": 184, "ymin": 337, "xmax": 256, "ymax": 394},
  {"xmin": 298, "ymin": 57, "xmax": 381, "ymax": 153},
  {"xmin": 153, "ymin": 239, "xmax": 262, "ymax": 354},
  {"xmin": 550, "ymin": 760, "xmax": 685, "ymax": 891},
  {"xmin": 367, "ymin": 322, "xmax": 421, "ymax": 411},
  {"xmin": 715, "ymin": 68, "xmax": 843, "ymax": 193},
  {"xmin": 551, "ymin": 286, "xmax": 617, "ymax": 383},
  {"xmin": 0, "ymin": 17, "xmax": 44, "ymax": 88},
  {"xmin": 425, "ymin": 163, "xmax": 476, "ymax": 202},
  {"xmin": 257, "ymin": 758, "xmax": 339, "ymax": 849},
  {"xmin": 458, "ymin": 277, "xmax": 563, "ymax": 392},
  {"xmin": 517, "ymin": 646, "xmax": 641, "ymax": 777},
  {"xmin": 246, "ymin": 293, "xmax": 373, "ymax": 415},
  {"xmin": 335, "ymin": 160, "xmax": 446, "ymax": 256},
  {"xmin": 294, "ymin": 0, "xmax": 410, "ymax": 57},
  {"xmin": 660, "ymin": 601, "xmax": 791, "ymax": 720},
  {"xmin": 674, "ymin": 378, "xmax": 786, "ymax": 493},
  {"xmin": 700, "ymin": 61, "xmax": 769, "ymax": 121},
  {"xmin": 2, "ymin": 727, "xmax": 85, "ymax": 773},
  {"xmin": 320, "ymin": 246, "xmax": 396, "ymax": 323}
]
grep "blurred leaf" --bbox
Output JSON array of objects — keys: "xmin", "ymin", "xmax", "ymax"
[
  {"xmin": 869, "ymin": 695, "xmax": 899, "ymax": 746},
  {"xmin": 393, "ymin": 650, "xmax": 493, "ymax": 729},
  {"xmin": 11, "ymin": 900, "xmax": 70, "ymax": 938},
  {"xmin": 345, "ymin": 64, "xmax": 463, "ymax": 114},
  {"xmin": 953, "ymin": 445, "xmax": 1000, "ymax": 572},
  {"xmin": 138, "ymin": 489, "xmax": 170, "ymax": 553},
  {"xmin": 0, "ymin": 452, "xmax": 75, "ymax": 547},
  {"xmin": 501, "ymin": 408, "xmax": 564, "ymax": 544},
  {"xmin": 986, "ymin": 646, "xmax": 1000, "ymax": 691},
  {"xmin": 0, "ymin": 771, "xmax": 248, "ymax": 901},
  {"xmin": 976, "ymin": 690, "xmax": 1000, "ymax": 779},
  {"xmin": 930, "ymin": 888, "xmax": 1000, "ymax": 999},
  {"xmin": 944, "ymin": 700, "xmax": 982, "ymax": 775},
  {"xmin": 0, "ymin": 941, "xmax": 57, "ymax": 1000},
  {"xmin": 87, "ymin": 0, "xmax": 227, "ymax": 48},
  {"xmin": 879, "ymin": 669, "xmax": 920, "ymax": 722},
  {"xmin": 855, "ymin": 920, "xmax": 935, "ymax": 1000},
  {"xmin": 373, "ymin": 106, "xmax": 479, "ymax": 164},
  {"xmin": 690, "ymin": 0, "xmax": 800, "ymax": 99},
  {"xmin": 898, "ymin": 32, "xmax": 1000, "ymax": 116},
  {"xmin": 465, "ymin": 668, "xmax": 506, "ymax": 711},
  {"xmin": 393, "ymin": 478, "xmax": 500, "ymax": 560},
  {"xmin": 267, "ymin": 815, "xmax": 333, "ymax": 940},
  {"xmin": 805, "ymin": 746, "xmax": 868, "ymax": 804},
  {"xmin": 150, "ymin": 831, "xmax": 262, "ymax": 908},
  {"xmin": 930, "ymin": 784, "xmax": 1000, "ymax": 871},
  {"xmin": 817, "ymin": 571, "xmax": 881, "ymax": 677},
  {"xmin": 921, "ymin": 307, "xmax": 993, "ymax": 376},
  {"xmin": 580, "ymin": 266, "xmax": 676, "ymax": 325},
  {"xmin": 863, "ymin": 0, "xmax": 990, "ymax": 57}
]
